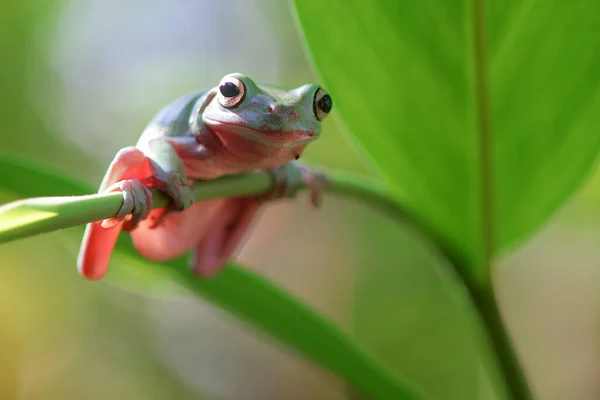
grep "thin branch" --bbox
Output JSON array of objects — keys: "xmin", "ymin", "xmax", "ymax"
[
  {"xmin": 0, "ymin": 169, "xmax": 423, "ymax": 249},
  {"xmin": 470, "ymin": 0, "xmax": 533, "ymax": 395},
  {"xmin": 0, "ymin": 172, "xmax": 272, "ymax": 244}
]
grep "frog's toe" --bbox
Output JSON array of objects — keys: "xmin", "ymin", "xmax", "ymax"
[
  {"xmin": 124, "ymin": 180, "xmax": 154, "ymax": 231},
  {"xmin": 266, "ymin": 162, "xmax": 330, "ymax": 207},
  {"xmin": 101, "ymin": 180, "xmax": 134, "ymax": 228},
  {"xmin": 100, "ymin": 179, "xmax": 153, "ymax": 230},
  {"xmin": 265, "ymin": 163, "xmax": 301, "ymax": 201},
  {"xmin": 178, "ymin": 185, "xmax": 195, "ymax": 209},
  {"xmin": 164, "ymin": 172, "xmax": 195, "ymax": 211},
  {"xmin": 302, "ymin": 169, "xmax": 331, "ymax": 208}
]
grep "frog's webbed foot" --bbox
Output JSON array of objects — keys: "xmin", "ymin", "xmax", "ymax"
[
  {"xmin": 142, "ymin": 172, "xmax": 195, "ymax": 229},
  {"xmin": 151, "ymin": 172, "xmax": 195, "ymax": 211},
  {"xmin": 100, "ymin": 179, "xmax": 153, "ymax": 230},
  {"xmin": 145, "ymin": 138, "xmax": 196, "ymax": 216},
  {"xmin": 266, "ymin": 162, "xmax": 331, "ymax": 207}
]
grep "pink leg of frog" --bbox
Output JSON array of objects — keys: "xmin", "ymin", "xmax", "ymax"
[
  {"xmin": 78, "ymin": 143, "xmax": 193, "ymax": 280},
  {"xmin": 79, "ymin": 156, "xmax": 329, "ymax": 280},
  {"xmin": 189, "ymin": 163, "xmax": 330, "ymax": 277},
  {"xmin": 77, "ymin": 147, "xmax": 153, "ymax": 280},
  {"xmin": 189, "ymin": 197, "xmax": 261, "ymax": 277}
]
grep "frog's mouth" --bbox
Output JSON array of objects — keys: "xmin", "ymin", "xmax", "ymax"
[{"xmin": 204, "ymin": 119, "xmax": 316, "ymax": 146}]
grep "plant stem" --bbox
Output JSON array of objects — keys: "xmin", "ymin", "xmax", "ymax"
[
  {"xmin": 0, "ymin": 166, "xmax": 532, "ymax": 399},
  {"xmin": 332, "ymin": 174, "xmax": 534, "ymax": 398},
  {"xmin": 469, "ymin": 0, "xmax": 534, "ymax": 396},
  {"xmin": 0, "ymin": 172, "xmax": 272, "ymax": 245},
  {"xmin": 468, "ymin": 284, "xmax": 534, "ymax": 400},
  {"xmin": 327, "ymin": 174, "xmax": 534, "ymax": 399}
]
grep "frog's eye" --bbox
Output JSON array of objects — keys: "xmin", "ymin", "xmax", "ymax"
[
  {"xmin": 313, "ymin": 88, "xmax": 332, "ymax": 121},
  {"xmin": 217, "ymin": 76, "xmax": 246, "ymax": 108}
]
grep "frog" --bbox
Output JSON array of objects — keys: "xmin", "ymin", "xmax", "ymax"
[{"xmin": 77, "ymin": 73, "xmax": 332, "ymax": 280}]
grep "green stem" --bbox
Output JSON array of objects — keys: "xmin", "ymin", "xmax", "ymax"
[
  {"xmin": 0, "ymin": 166, "xmax": 532, "ymax": 399},
  {"xmin": 469, "ymin": 284, "xmax": 534, "ymax": 400},
  {"xmin": 332, "ymin": 174, "xmax": 533, "ymax": 399},
  {"xmin": 0, "ymin": 172, "xmax": 272, "ymax": 244},
  {"xmin": 469, "ymin": 0, "xmax": 534, "ymax": 396}
]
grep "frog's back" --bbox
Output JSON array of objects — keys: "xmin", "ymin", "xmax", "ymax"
[{"xmin": 136, "ymin": 90, "xmax": 210, "ymax": 144}]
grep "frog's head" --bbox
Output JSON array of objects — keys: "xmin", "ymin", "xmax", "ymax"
[{"xmin": 201, "ymin": 73, "xmax": 332, "ymax": 163}]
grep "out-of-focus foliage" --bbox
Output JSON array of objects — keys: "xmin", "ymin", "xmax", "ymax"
[
  {"xmin": 2, "ymin": 0, "xmax": 600, "ymax": 399},
  {"xmin": 0, "ymin": 0, "xmax": 91, "ymax": 173},
  {"xmin": 293, "ymin": 1, "xmax": 600, "ymax": 399},
  {"xmin": 293, "ymin": 0, "xmax": 600, "ymax": 281}
]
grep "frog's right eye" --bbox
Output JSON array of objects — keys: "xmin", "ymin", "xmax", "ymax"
[
  {"xmin": 217, "ymin": 75, "xmax": 246, "ymax": 108},
  {"xmin": 313, "ymin": 88, "xmax": 332, "ymax": 121}
]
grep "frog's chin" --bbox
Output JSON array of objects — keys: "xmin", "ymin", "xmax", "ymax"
[{"xmin": 204, "ymin": 119, "xmax": 316, "ymax": 147}]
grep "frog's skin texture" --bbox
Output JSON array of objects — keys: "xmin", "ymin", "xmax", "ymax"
[{"xmin": 77, "ymin": 73, "xmax": 333, "ymax": 280}]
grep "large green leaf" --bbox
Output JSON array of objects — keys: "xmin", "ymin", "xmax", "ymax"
[
  {"xmin": 0, "ymin": 153, "xmax": 425, "ymax": 400},
  {"xmin": 351, "ymin": 209, "xmax": 494, "ymax": 400},
  {"xmin": 292, "ymin": 0, "xmax": 600, "ymax": 280}
]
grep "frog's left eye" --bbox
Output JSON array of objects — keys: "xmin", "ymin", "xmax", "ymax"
[
  {"xmin": 313, "ymin": 88, "xmax": 332, "ymax": 121},
  {"xmin": 217, "ymin": 76, "xmax": 246, "ymax": 108}
]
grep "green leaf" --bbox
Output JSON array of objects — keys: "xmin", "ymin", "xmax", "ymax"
[
  {"xmin": 351, "ymin": 211, "xmax": 488, "ymax": 400},
  {"xmin": 292, "ymin": 0, "xmax": 600, "ymax": 281},
  {"xmin": 0, "ymin": 153, "xmax": 425, "ymax": 400}
]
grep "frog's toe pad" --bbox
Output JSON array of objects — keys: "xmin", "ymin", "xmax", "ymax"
[{"xmin": 302, "ymin": 168, "xmax": 331, "ymax": 208}]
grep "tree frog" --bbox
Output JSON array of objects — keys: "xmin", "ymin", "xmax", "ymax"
[{"xmin": 77, "ymin": 73, "xmax": 332, "ymax": 280}]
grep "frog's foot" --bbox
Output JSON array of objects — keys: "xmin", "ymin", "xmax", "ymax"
[
  {"xmin": 266, "ymin": 162, "xmax": 331, "ymax": 207},
  {"xmin": 100, "ymin": 179, "xmax": 153, "ymax": 230},
  {"xmin": 144, "ymin": 172, "xmax": 195, "ymax": 229},
  {"xmin": 151, "ymin": 172, "xmax": 195, "ymax": 211}
]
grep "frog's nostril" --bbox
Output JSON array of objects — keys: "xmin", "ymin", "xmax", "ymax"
[
  {"xmin": 289, "ymin": 110, "xmax": 299, "ymax": 122},
  {"xmin": 267, "ymin": 104, "xmax": 276, "ymax": 113}
]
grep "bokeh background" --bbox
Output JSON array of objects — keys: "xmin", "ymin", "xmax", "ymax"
[{"xmin": 1, "ymin": 1, "xmax": 599, "ymax": 399}]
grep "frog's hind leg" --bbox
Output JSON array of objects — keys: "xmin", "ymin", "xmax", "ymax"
[
  {"xmin": 77, "ymin": 147, "xmax": 152, "ymax": 280},
  {"xmin": 191, "ymin": 197, "xmax": 261, "ymax": 278}
]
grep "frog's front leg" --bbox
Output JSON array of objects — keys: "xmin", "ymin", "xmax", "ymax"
[
  {"xmin": 142, "ymin": 138, "xmax": 196, "ymax": 218},
  {"xmin": 134, "ymin": 136, "xmax": 212, "ymax": 229},
  {"xmin": 265, "ymin": 161, "xmax": 331, "ymax": 207}
]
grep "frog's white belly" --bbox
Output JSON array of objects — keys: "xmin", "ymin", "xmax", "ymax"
[{"xmin": 130, "ymin": 199, "xmax": 226, "ymax": 261}]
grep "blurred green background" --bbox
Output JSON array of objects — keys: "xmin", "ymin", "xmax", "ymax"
[{"xmin": 1, "ymin": 0, "xmax": 600, "ymax": 399}]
